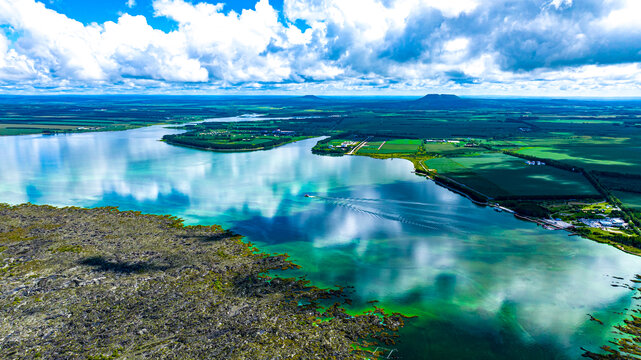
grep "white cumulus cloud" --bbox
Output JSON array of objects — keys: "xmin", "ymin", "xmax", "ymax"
[
  {"xmin": 0, "ymin": 32, "xmax": 39, "ymax": 82},
  {"xmin": 0, "ymin": 0, "xmax": 639, "ymax": 95}
]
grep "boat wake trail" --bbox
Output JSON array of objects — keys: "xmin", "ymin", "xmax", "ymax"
[{"xmin": 310, "ymin": 195, "xmax": 471, "ymax": 233}]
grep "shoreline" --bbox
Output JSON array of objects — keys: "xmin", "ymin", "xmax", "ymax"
[
  {"xmin": 420, "ymin": 168, "xmax": 641, "ymax": 256},
  {"xmin": 360, "ymin": 154, "xmax": 641, "ymax": 257},
  {"xmin": 162, "ymin": 136, "xmax": 315, "ymax": 153}
]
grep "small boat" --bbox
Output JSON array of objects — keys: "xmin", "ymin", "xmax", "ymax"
[
  {"xmin": 494, "ymin": 208, "xmax": 502, "ymax": 212},
  {"xmin": 304, "ymin": 194, "xmax": 311, "ymax": 198}
]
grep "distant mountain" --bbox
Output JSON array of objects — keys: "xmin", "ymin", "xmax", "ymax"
[
  {"xmin": 417, "ymin": 94, "xmax": 461, "ymax": 102},
  {"xmin": 410, "ymin": 94, "xmax": 475, "ymax": 109},
  {"xmin": 296, "ymin": 95, "xmax": 326, "ymax": 101}
]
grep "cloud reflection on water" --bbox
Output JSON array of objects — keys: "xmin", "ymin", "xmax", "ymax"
[{"xmin": 0, "ymin": 125, "xmax": 640, "ymax": 358}]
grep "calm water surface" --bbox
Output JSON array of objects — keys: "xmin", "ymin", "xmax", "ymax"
[{"xmin": 1, "ymin": 124, "xmax": 640, "ymax": 359}]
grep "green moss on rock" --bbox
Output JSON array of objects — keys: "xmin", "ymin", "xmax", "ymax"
[{"xmin": 0, "ymin": 203, "xmax": 405, "ymax": 359}]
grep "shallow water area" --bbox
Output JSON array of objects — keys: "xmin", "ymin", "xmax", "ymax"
[{"xmin": 0, "ymin": 122, "xmax": 640, "ymax": 359}]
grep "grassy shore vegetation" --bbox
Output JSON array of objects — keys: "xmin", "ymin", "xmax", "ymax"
[
  {"xmin": 0, "ymin": 123, "xmax": 147, "ymax": 136},
  {"xmin": 162, "ymin": 114, "xmax": 342, "ymax": 151},
  {"xmin": 313, "ymin": 136, "xmax": 435, "ymax": 171},
  {"xmin": 163, "ymin": 131, "xmax": 313, "ymax": 152},
  {"xmin": 0, "ymin": 203, "xmax": 406, "ymax": 359},
  {"xmin": 312, "ymin": 137, "xmax": 362, "ymax": 155}
]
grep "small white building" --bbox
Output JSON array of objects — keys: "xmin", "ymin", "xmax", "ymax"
[
  {"xmin": 581, "ymin": 217, "xmax": 627, "ymax": 229},
  {"xmin": 611, "ymin": 218, "xmax": 627, "ymax": 227},
  {"xmin": 580, "ymin": 218, "xmax": 602, "ymax": 228},
  {"xmin": 600, "ymin": 219, "xmax": 613, "ymax": 227}
]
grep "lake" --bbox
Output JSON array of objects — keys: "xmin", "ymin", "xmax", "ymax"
[{"xmin": 1, "ymin": 123, "xmax": 640, "ymax": 359}]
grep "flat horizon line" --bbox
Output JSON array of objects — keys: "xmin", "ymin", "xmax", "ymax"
[{"xmin": 2, "ymin": 93, "xmax": 641, "ymax": 101}]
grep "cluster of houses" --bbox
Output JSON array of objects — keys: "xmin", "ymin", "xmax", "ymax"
[
  {"xmin": 271, "ymin": 129, "xmax": 296, "ymax": 135},
  {"xmin": 327, "ymin": 141, "xmax": 357, "ymax": 149},
  {"xmin": 257, "ymin": 129, "xmax": 296, "ymax": 136},
  {"xmin": 425, "ymin": 139, "xmax": 461, "ymax": 143},
  {"xmin": 424, "ymin": 139, "xmax": 478, "ymax": 147},
  {"xmin": 579, "ymin": 217, "xmax": 627, "ymax": 228},
  {"xmin": 525, "ymin": 160, "xmax": 546, "ymax": 166},
  {"xmin": 197, "ymin": 128, "xmax": 297, "ymax": 139},
  {"xmin": 541, "ymin": 218, "xmax": 574, "ymax": 229}
]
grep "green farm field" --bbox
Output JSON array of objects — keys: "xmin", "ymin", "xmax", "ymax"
[
  {"xmin": 597, "ymin": 174, "xmax": 641, "ymax": 193},
  {"xmin": 424, "ymin": 151, "xmax": 599, "ymax": 199},
  {"xmin": 613, "ymin": 191, "xmax": 641, "ymax": 210},
  {"xmin": 0, "ymin": 128, "xmax": 45, "ymax": 135},
  {"xmin": 503, "ymin": 136, "xmax": 641, "ymax": 175},
  {"xmin": 0, "ymin": 123, "xmax": 84, "ymax": 136},
  {"xmin": 355, "ymin": 141, "xmax": 384, "ymax": 154},
  {"xmin": 356, "ymin": 139, "xmax": 421, "ymax": 154},
  {"xmin": 423, "ymin": 142, "xmax": 480, "ymax": 156}
]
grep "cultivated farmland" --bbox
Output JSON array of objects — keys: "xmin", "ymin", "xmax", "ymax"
[{"xmin": 424, "ymin": 151, "xmax": 599, "ymax": 199}]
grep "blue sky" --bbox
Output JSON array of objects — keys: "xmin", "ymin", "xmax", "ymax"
[
  {"xmin": 0, "ymin": 0, "xmax": 640, "ymax": 96},
  {"xmin": 44, "ymin": 0, "xmax": 286, "ymax": 32}
]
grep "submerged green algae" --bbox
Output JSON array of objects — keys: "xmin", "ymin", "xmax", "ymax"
[
  {"xmin": 583, "ymin": 275, "xmax": 641, "ymax": 360},
  {"xmin": 0, "ymin": 203, "xmax": 405, "ymax": 359}
]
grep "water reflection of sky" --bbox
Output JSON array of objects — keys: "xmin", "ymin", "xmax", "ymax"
[{"xmin": 1, "ymin": 124, "xmax": 640, "ymax": 359}]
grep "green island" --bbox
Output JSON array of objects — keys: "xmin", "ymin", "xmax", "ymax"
[
  {"xmin": 163, "ymin": 127, "xmax": 313, "ymax": 152},
  {"xmin": 0, "ymin": 203, "xmax": 405, "ymax": 359}
]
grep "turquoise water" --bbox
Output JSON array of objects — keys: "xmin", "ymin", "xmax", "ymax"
[{"xmin": 1, "ymin": 124, "xmax": 640, "ymax": 359}]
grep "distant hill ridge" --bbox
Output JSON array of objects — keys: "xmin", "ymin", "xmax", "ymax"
[
  {"xmin": 415, "ymin": 94, "xmax": 462, "ymax": 102},
  {"xmin": 297, "ymin": 95, "xmax": 325, "ymax": 101},
  {"xmin": 418, "ymin": 93, "xmax": 460, "ymax": 100},
  {"xmin": 411, "ymin": 93, "xmax": 473, "ymax": 109}
]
